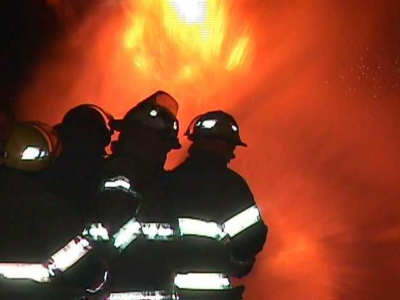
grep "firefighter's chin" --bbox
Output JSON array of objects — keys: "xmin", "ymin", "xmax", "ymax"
[{"xmin": 226, "ymin": 151, "xmax": 236, "ymax": 163}]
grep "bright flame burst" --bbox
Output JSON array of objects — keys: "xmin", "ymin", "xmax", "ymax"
[
  {"xmin": 122, "ymin": 0, "xmax": 251, "ymax": 82},
  {"xmin": 170, "ymin": 0, "xmax": 207, "ymax": 23}
]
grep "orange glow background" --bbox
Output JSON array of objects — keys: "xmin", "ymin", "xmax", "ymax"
[{"xmin": 16, "ymin": 0, "xmax": 400, "ymax": 299}]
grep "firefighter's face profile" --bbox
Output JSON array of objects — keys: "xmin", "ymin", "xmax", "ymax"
[
  {"xmin": 225, "ymin": 142, "xmax": 237, "ymax": 162},
  {"xmin": 115, "ymin": 125, "xmax": 173, "ymax": 164}
]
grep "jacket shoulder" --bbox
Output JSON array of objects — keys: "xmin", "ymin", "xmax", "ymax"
[{"xmin": 226, "ymin": 168, "xmax": 253, "ymax": 190}]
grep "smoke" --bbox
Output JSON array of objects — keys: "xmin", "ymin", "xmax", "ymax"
[{"xmin": 16, "ymin": 0, "xmax": 400, "ymax": 299}]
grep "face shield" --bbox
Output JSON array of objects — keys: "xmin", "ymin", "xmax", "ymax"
[{"xmin": 111, "ymin": 91, "xmax": 182, "ymax": 151}]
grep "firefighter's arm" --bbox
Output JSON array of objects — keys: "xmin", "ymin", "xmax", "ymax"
[
  {"xmin": 221, "ymin": 178, "xmax": 268, "ymax": 276},
  {"xmin": 95, "ymin": 174, "xmax": 142, "ymax": 234},
  {"xmin": 221, "ymin": 206, "xmax": 267, "ymax": 278},
  {"xmin": 229, "ymin": 218, "xmax": 268, "ymax": 262},
  {"xmin": 225, "ymin": 175, "xmax": 268, "ymax": 262}
]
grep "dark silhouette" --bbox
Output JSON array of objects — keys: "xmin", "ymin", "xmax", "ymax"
[
  {"xmin": 166, "ymin": 110, "xmax": 268, "ymax": 300},
  {"xmin": 0, "ymin": 121, "xmax": 80, "ymax": 300},
  {"xmin": 94, "ymin": 91, "xmax": 181, "ymax": 297},
  {"xmin": 41, "ymin": 104, "xmax": 114, "ymax": 223}
]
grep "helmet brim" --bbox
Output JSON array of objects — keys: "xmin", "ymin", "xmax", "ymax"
[{"xmin": 237, "ymin": 140, "xmax": 247, "ymax": 147}]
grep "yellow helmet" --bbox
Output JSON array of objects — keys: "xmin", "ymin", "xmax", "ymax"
[{"xmin": 0, "ymin": 121, "xmax": 62, "ymax": 171}]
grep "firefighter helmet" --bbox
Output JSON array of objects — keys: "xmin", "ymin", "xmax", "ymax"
[
  {"xmin": 184, "ymin": 110, "xmax": 247, "ymax": 147},
  {"xmin": 55, "ymin": 104, "xmax": 114, "ymax": 149},
  {"xmin": 111, "ymin": 90, "xmax": 181, "ymax": 149},
  {"xmin": 0, "ymin": 121, "xmax": 62, "ymax": 171}
]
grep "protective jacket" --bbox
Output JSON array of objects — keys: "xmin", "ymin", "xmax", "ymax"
[
  {"xmin": 39, "ymin": 152, "xmax": 106, "ymax": 223},
  {"xmin": 0, "ymin": 167, "xmax": 82, "ymax": 300},
  {"xmin": 94, "ymin": 155, "xmax": 178, "ymax": 298},
  {"xmin": 165, "ymin": 148, "xmax": 268, "ymax": 299}
]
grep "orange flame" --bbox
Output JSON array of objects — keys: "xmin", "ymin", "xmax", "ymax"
[
  {"xmin": 122, "ymin": 0, "xmax": 252, "ymax": 82},
  {"xmin": 16, "ymin": 2, "xmax": 400, "ymax": 298}
]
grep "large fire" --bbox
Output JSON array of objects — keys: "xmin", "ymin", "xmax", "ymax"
[
  {"xmin": 16, "ymin": 0, "xmax": 258, "ymax": 123},
  {"xmin": 122, "ymin": 0, "xmax": 250, "ymax": 77},
  {"xmin": 118, "ymin": 0, "xmax": 253, "ymax": 108},
  {"xmin": 16, "ymin": 0, "xmax": 400, "ymax": 299}
]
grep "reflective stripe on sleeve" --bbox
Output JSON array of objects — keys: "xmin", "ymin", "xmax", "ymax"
[
  {"xmin": 178, "ymin": 218, "xmax": 226, "ymax": 240},
  {"xmin": 0, "ymin": 234, "xmax": 94, "ymax": 281},
  {"xmin": 113, "ymin": 218, "xmax": 141, "ymax": 251},
  {"xmin": 47, "ymin": 236, "xmax": 92, "ymax": 275},
  {"xmin": 174, "ymin": 272, "xmax": 232, "ymax": 290},
  {"xmin": 0, "ymin": 263, "xmax": 50, "ymax": 283},
  {"xmin": 141, "ymin": 223, "xmax": 175, "ymax": 240},
  {"xmin": 107, "ymin": 290, "xmax": 173, "ymax": 300},
  {"xmin": 222, "ymin": 205, "xmax": 261, "ymax": 238},
  {"xmin": 82, "ymin": 223, "xmax": 110, "ymax": 241},
  {"xmin": 103, "ymin": 176, "xmax": 142, "ymax": 199}
]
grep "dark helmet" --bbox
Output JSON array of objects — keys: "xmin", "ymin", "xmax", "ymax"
[
  {"xmin": 55, "ymin": 104, "xmax": 114, "ymax": 150},
  {"xmin": 111, "ymin": 91, "xmax": 181, "ymax": 149},
  {"xmin": 184, "ymin": 110, "xmax": 247, "ymax": 147}
]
